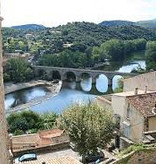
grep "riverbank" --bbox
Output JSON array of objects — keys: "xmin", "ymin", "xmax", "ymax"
[
  {"xmin": 4, "ymin": 80, "xmax": 60, "ymax": 94},
  {"xmin": 5, "ymin": 80, "xmax": 62, "ymax": 114}
]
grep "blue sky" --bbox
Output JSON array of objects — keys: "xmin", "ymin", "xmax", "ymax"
[{"xmin": 1, "ymin": 0, "xmax": 156, "ymax": 27}]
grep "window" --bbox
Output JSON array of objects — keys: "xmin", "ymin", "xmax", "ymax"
[
  {"xmin": 122, "ymin": 121, "xmax": 131, "ymax": 138},
  {"xmin": 127, "ymin": 103, "xmax": 130, "ymax": 119}
]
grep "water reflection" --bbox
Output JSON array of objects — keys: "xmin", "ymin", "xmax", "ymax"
[
  {"xmin": 96, "ymin": 74, "xmax": 108, "ymax": 93},
  {"xmin": 112, "ymin": 75, "xmax": 123, "ymax": 91},
  {"xmin": 117, "ymin": 61, "xmax": 146, "ymax": 73},
  {"xmin": 5, "ymin": 86, "xmax": 49, "ymax": 110},
  {"xmin": 80, "ymin": 77, "xmax": 92, "ymax": 92},
  {"xmin": 31, "ymin": 89, "xmax": 95, "ymax": 114},
  {"xmin": 5, "ymin": 58, "xmax": 146, "ymax": 113}
]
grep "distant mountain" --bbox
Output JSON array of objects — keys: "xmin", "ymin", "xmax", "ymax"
[
  {"xmin": 99, "ymin": 19, "xmax": 156, "ymax": 29},
  {"xmin": 11, "ymin": 24, "xmax": 46, "ymax": 30},
  {"xmin": 99, "ymin": 20, "xmax": 135, "ymax": 27},
  {"xmin": 136, "ymin": 19, "xmax": 156, "ymax": 29}
]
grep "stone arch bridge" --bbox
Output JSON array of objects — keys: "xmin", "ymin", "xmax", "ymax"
[{"xmin": 33, "ymin": 66, "xmax": 136, "ymax": 89}]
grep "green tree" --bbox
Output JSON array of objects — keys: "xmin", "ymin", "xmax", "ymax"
[
  {"xmin": 7, "ymin": 111, "xmax": 58, "ymax": 135},
  {"xmin": 6, "ymin": 58, "xmax": 34, "ymax": 82},
  {"xmin": 7, "ymin": 111, "xmax": 41, "ymax": 135},
  {"xmin": 100, "ymin": 39, "xmax": 124, "ymax": 61},
  {"xmin": 92, "ymin": 46, "xmax": 100, "ymax": 63},
  {"xmin": 57, "ymin": 103, "xmax": 115, "ymax": 162},
  {"xmin": 39, "ymin": 112, "xmax": 58, "ymax": 130},
  {"xmin": 145, "ymin": 41, "xmax": 156, "ymax": 70}
]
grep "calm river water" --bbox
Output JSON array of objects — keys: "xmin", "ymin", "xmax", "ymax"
[{"xmin": 5, "ymin": 54, "xmax": 146, "ymax": 114}]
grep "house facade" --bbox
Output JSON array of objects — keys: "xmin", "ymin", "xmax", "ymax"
[
  {"xmin": 12, "ymin": 129, "xmax": 69, "ymax": 153},
  {"xmin": 112, "ymin": 90, "xmax": 156, "ymax": 148},
  {"xmin": 124, "ymin": 71, "xmax": 156, "ymax": 92}
]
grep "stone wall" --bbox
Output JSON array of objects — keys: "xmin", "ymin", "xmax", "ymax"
[
  {"xmin": 0, "ymin": 16, "xmax": 11, "ymax": 164},
  {"xmin": 114, "ymin": 148, "xmax": 156, "ymax": 164},
  {"xmin": 124, "ymin": 71, "xmax": 156, "ymax": 92},
  {"xmin": 13, "ymin": 141, "xmax": 70, "ymax": 157}
]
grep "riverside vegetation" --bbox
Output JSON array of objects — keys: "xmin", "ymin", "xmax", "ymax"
[
  {"xmin": 2, "ymin": 22, "xmax": 156, "ymax": 71},
  {"xmin": 7, "ymin": 110, "xmax": 57, "ymax": 135}
]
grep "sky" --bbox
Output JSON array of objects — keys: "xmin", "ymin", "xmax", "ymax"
[{"xmin": 1, "ymin": 0, "xmax": 156, "ymax": 27}]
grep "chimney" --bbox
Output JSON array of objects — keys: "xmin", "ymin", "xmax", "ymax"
[
  {"xmin": 144, "ymin": 86, "xmax": 147, "ymax": 94},
  {"xmin": 135, "ymin": 88, "xmax": 138, "ymax": 95}
]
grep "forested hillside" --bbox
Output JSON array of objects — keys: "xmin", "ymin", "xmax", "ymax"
[
  {"xmin": 2, "ymin": 21, "xmax": 156, "ymax": 69},
  {"xmin": 2, "ymin": 22, "xmax": 156, "ymax": 54},
  {"xmin": 99, "ymin": 19, "xmax": 156, "ymax": 29}
]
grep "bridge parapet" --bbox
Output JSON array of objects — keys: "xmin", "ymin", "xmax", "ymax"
[{"xmin": 33, "ymin": 66, "xmax": 137, "ymax": 89}]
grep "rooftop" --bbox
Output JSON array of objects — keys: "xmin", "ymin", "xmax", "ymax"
[
  {"xmin": 127, "ymin": 92, "xmax": 156, "ymax": 117},
  {"xmin": 12, "ymin": 129, "xmax": 68, "ymax": 152},
  {"xmin": 39, "ymin": 129, "xmax": 64, "ymax": 139},
  {"xmin": 112, "ymin": 90, "xmax": 155, "ymax": 97}
]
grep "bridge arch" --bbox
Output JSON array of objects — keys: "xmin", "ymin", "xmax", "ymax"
[
  {"xmin": 80, "ymin": 73, "xmax": 92, "ymax": 92},
  {"xmin": 95, "ymin": 74, "xmax": 108, "ymax": 93},
  {"xmin": 37, "ymin": 69, "xmax": 47, "ymax": 80},
  {"xmin": 112, "ymin": 75, "xmax": 123, "ymax": 91},
  {"xmin": 52, "ymin": 70, "xmax": 61, "ymax": 80},
  {"xmin": 63, "ymin": 71, "xmax": 76, "ymax": 81}
]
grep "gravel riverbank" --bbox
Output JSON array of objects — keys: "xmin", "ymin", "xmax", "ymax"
[{"xmin": 5, "ymin": 80, "xmax": 62, "ymax": 114}]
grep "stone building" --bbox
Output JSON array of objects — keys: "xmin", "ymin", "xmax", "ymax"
[
  {"xmin": 0, "ymin": 15, "xmax": 11, "ymax": 163},
  {"xmin": 123, "ymin": 71, "xmax": 156, "ymax": 92},
  {"xmin": 112, "ymin": 90, "xmax": 156, "ymax": 149},
  {"xmin": 12, "ymin": 129, "xmax": 69, "ymax": 153}
]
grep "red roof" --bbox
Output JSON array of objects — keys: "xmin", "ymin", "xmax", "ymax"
[
  {"xmin": 39, "ymin": 129, "xmax": 64, "ymax": 139},
  {"xmin": 127, "ymin": 92, "xmax": 156, "ymax": 117}
]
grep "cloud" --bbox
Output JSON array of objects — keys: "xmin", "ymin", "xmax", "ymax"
[{"xmin": 1, "ymin": 0, "xmax": 156, "ymax": 27}]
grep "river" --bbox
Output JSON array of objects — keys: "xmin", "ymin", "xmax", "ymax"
[{"xmin": 5, "ymin": 52, "xmax": 146, "ymax": 114}]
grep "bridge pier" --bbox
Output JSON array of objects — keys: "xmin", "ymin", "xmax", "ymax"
[
  {"xmin": 46, "ymin": 70, "xmax": 53, "ymax": 81},
  {"xmin": 92, "ymin": 76, "xmax": 96, "ymax": 84},
  {"xmin": 76, "ymin": 82, "xmax": 82, "ymax": 90},
  {"xmin": 33, "ymin": 66, "xmax": 136, "ymax": 93},
  {"xmin": 90, "ymin": 83, "xmax": 100, "ymax": 95},
  {"xmin": 108, "ymin": 77, "xmax": 113, "ymax": 88}
]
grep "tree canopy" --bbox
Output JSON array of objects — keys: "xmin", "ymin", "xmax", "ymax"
[
  {"xmin": 7, "ymin": 110, "xmax": 58, "ymax": 135},
  {"xmin": 57, "ymin": 102, "xmax": 115, "ymax": 160},
  {"xmin": 4, "ymin": 58, "xmax": 34, "ymax": 82},
  {"xmin": 145, "ymin": 41, "xmax": 156, "ymax": 70}
]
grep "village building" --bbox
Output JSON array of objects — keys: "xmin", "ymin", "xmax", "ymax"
[
  {"xmin": 112, "ymin": 89, "xmax": 156, "ymax": 148},
  {"xmin": 124, "ymin": 71, "xmax": 156, "ymax": 92},
  {"xmin": 12, "ymin": 129, "xmax": 69, "ymax": 154}
]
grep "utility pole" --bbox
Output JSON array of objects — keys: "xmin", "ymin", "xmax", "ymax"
[{"xmin": 0, "ymin": 2, "xmax": 11, "ymax": 163}]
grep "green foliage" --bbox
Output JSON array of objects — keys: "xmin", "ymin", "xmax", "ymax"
[
  {"xmin": 7, "ymin": 110, "xmax": 58, "ymax": 135},
  {"xmin": 114, "ymin": 78, "xmax": 124, "ymax": 93},
  {"xmin": 39, "ymin": 112, "xmax": 58, "ymax": 130},
  {"xmin": 57, "ymin": 102, "xmax": 115, "ymax": 158},
  {"xmin": 2, "ymin": 22, "xmax": 151, "ymax": 69},
  {"xmin": 4, "ymin": 58, "xmax": 34, "ymax": 82},
  {"xmin": 39, "ymin": 39, "xmax": 146, "ymax": 68},
  {"xmin": 3, "ymin": 22, "xmax": 155, "ymax": 55},
  {"xmin": 39, "ymin": 49, "xmax": 89, "ymax": 68},
  {"xmin": 7, "ymin": 110, "xmax": 41, "ymax": 135},
  {"xmin": 3, "ymin": 72, "xmax": 11, "ymax": 82},
  {"xmin": 100, "ymin": 39, "xmax": 124, "ymax": 61},
  {"xmin": 145, "ymin": 41, "xmax": 156, "ymax": 70},
  {"xmin": 117, "ymin": 144, "xmax": 145, "ymax": 158}
]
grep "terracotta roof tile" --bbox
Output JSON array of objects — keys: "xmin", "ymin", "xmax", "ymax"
[
  {"xmin": 39, "ymin": 129, "xmax": 64, "ymax": 138},
  {"xmin": 127, "ymin": 92, "xmax": 156, "ymax": 117}
]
